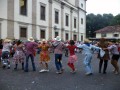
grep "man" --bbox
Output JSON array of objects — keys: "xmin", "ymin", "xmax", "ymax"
[
  {"xmin": 78, "ymin": 39, "xmax": 100, "ymax": 75},
  {"xmin": 1, "ymin": 39, "xmax": 12, "ymax": 69},
  {"xmin": 52, "ymin": 36, "xmax": 65, "ymax": 74},
  {"xmin": 24, "ymin": 37, "xmax": 38, "ymax": 72}
]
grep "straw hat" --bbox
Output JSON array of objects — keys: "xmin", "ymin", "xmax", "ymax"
[
  {"xmin": 56, "ymin": 36, "xmax": 61, "ymax": 41},
  {"xmin": 4, "ymin": 39, "xmax": 11, "ymax": 43},
  {"xmin": 84, "ymin": 39, "xmax": 91, "ymax": 43},
  {"xmin": 28, "ymin": 37, "xmax": 34, "ymax": 42}
]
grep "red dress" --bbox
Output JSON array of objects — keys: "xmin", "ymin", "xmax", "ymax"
[{"xmin": 67, "ymin": 45, "xmax": 78, "ymax": 63}]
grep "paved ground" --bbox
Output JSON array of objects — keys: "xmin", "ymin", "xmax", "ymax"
[{"xmin": 0, "ymin": 53, "xmax": 120, "ymax": 90}]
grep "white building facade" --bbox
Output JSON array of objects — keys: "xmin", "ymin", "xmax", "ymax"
[{"xmin": 0, "ymin": 0, "xmax": 87, "ymax": 41}]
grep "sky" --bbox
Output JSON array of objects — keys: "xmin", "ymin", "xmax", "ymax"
[{"xmin": 86, "ymin": 0, "xmax": 120, "ymax": 16}]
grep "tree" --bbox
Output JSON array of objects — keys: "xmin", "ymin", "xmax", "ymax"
[
  {"xmin": 110, "ymin": 14, "xmax": 120, "ymax": 25},
  {"xmin": 86, "ymin": 13, "xmax": 114, "ymax": 38}
]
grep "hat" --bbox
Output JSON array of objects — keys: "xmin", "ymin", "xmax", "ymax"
[
  {"xmin": 56, "ymin": 36, "xmax": 61, "ymax": 41},
  {"xmin": 84, "ymin": 39, "xmax": 91, "ymax": 43},
  {"xmin": 42, "ymin": 39, "xmax": 46, "ymax": 42},
  {"xmin": 4, "ymin": 39, "xmax": 11, "ymax": 43},
  {"xmin": 28, "ymin": 37, "xmax": 34, "ymax": 42}
]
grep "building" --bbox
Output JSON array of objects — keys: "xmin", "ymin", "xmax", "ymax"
[
  {"xmin": 0, "ymin": 0, "xmax": 87, "ymax": 41},
  {"xmin": 95, "ymin": 25, "xmax": 120, "ymax": 40}
]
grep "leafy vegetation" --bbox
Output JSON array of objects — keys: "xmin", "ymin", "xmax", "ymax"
[{"xmin": 86, "ymin": 13, "xmax": 120, "ymax": 38}]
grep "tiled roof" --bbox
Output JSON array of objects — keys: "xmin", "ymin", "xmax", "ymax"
[{"xmin": 95, "ymin": 25, "xmax": 120, "ymax": 33}]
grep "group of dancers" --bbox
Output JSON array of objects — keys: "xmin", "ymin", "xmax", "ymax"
[{"xmin": 0, "ymin": 36, "xmax": 120, "ymax": 76}]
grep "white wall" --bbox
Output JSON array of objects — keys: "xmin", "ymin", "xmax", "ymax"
[
  {"xmin": 36, "ymin": 0, "xmax": 49, "ymax": 40},
  {"xmin": 14, "ymin": 0, "xmax": 32, "ymax": 23},
  {"xmin": 64, "ymin": 6, "xmax": 70, "ymax": 31},
  {"xmin": 0, "ymin": 0, "xmax": 7, "ymax": 19},
  {"xmin": 14, "ymin": 22, "xmax": 32, "ymax": 39},
  {"xmin": 72, "ymin": 10, "xmax": 78, "ymax": 32},
  {"xmin": 67, "ymin": 0, "xmax": 75, "ymax": 6},
  {"xmin": 36, "ymin": 0, "xmax": 49, "ymax": 26},
  {"xmin": 0, "ymin": 20, "xmax": 8, "ymax": 39},
  {"xmin": 79, "ymin": 0, "xmax": 86, "ymax": 10},
  {"xmin": 52, "ymin": 1, "xmax": 62, "ymax": 38},
  {"xmin": 0, "ymin": 0, "xmax": 8, "ymax": 39}
]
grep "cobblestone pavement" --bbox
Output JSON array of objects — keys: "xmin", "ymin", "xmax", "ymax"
[{"xmin": 0, "ymin": 53, "xmax": 120, "ymax": 90}]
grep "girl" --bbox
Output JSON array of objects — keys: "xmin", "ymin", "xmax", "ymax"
[
  {"xmin": 67, "ymin": 40, "xmax": 77, "ymax": 73},
  {"xmin": 38, "ymin": 39, "xmax": 50, "ymax": 72}
]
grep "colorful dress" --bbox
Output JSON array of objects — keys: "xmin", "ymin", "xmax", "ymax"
[
  {"xmin": 13, "ymin": 44, "xmax": 25, "ymax": 64},
  {"xmin": 39, "ymin": 44, "xmax": 50, "ymax": 62}
]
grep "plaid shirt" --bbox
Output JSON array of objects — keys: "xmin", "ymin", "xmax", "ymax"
[{"xmin": 53, "ymin": 41, "xmax": 65, "ymax": 54}]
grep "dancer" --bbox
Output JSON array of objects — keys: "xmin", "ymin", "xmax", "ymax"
[
  {"xmin": 78, "ymin": 39, "xmax": 100, "ymax": 75},
  {"xmin": 97, "ymin": 38, "xmax": 110, "ymax": 74},
  {"xmin": 52, "ymin": 36, "xmax": 65, "ymax": 74},
  {"xmin": 66, "ymin": 40, "xmax": 77, "ymax": 73},
  {"xmin": 107, "ymin": 41, "xmax": 119, "ymax": 74},
  {"xmin": 1, "ymin": 39, "xmax": 12, "ymax": 69},
  {"xmin": 38, "ymin": 39, "xmax": 50, "ymax": 72},
  {"xmin": 13, "ymin": 40, "xmax": 25, "ymax": 70},
  {"xmin": 24, "ymin": 37, "xmax": 38, "ymax": 72}
]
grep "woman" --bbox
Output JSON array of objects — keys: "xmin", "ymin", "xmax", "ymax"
[
  {"xmin": 66, "ymin": 40, "xmax": 77, "ymax": 73},
  {"xmin": 107, "ymin": 41, "xmax": 119, "ymax": 74},
  {"xmin": 97, "ymin": 38, "xmax": 110, "ymax": 74},
  {"xmin": 38, "ymin": 39, "xmax": 50, "ymax": 72},
  {"xmin": 13, "ymin": 40, "xmax": 25, "ymax": 70}
]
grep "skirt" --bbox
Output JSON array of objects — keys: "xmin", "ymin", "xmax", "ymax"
[
  {"xmin": 68, "ymin": 55, "xmax": 77, "ymax": 63},
  {"xmin": 13, "ymin": 51, "xmax": 25, "ymax": 64}
]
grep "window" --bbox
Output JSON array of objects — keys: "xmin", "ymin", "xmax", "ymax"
[
  {"xmin": 81, "ymin": 35, "xmax": 83, "ymax": 41},
  {"xmin": 101, "ymin": 33, "xmax": 106, "ymax": 37},
  {"xmin": 81, "ymin": 3, "xmax": 83, "ymax": 8},
  {"xmin": 65, "ymin": 33, "xmax": 69, "ymax": 40},
  {"xmin": 74, "ymin": 18, "xmax": 76, "ymax": 28},
  {"xmin": 40, "ymin": 30, "xmax": 45, "ymax": 39},
  {"xmin": 73, "ymin": 35, "xmax": 77, "ymax": 41},
  {"xmin": 40, "ymin": 4, "xmax": 46, "ymax": 20},
  {"xmin": 55, "ymin": 10, "xmax": 59, "ymax": 24},
  {"xmin": 55, "ymin": 32, "xmax": 58, "ymax": 38},
  {"xmin": 20, "ymin": 27, "xmax": 27, "ymax": 38},
  {"xmin": 66, "ymin": 15, "xmax": 69, "ymax": 26},
  {"xmin": 81, "ymin": 18, "xmax": 83, "ymax": 24},
  {"xmin": 113, "ymin": 34, "xmax": 119, "ymax": 37},
  {"xmin": 20, "ymin": 0, "xmax": 27, "ymax": 15}
]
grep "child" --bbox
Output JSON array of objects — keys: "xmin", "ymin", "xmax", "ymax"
[
  {"xmin": 38, "ymin": 39, "xmax": 50, "ymax": 72},
  {"xmin": 66, "ymin": 40, "xmax": 77, "ymax": 73}
]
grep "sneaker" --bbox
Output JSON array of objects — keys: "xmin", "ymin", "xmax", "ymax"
[
  {"xmin": 70, "ymin": 70, "xmax": 76, "ymax": 74},
  {"xmin": 56, "ymin": 71, "xmax": 62, "ymax": 74},
  {"xmin": 85, "ymin": 73, "xmax": 93, "ymax": 76},
  {"xmin": 39, "ymin": 69, "xmax": 46, "ymax": 73},
  {"xmin": 114, "ymin": 72, "xmax": 119, "ymax": 75},
  {"xmin": 112, "ymin": 69, "xmax": 116, "ymax": 73},
  {"xmin": 45, "ymin": 69, "xmax": 49, "ymax": 72},
  {"xmin": 70, "ymin": 69, "xmax": 77, "ymax": 74},
  {"xmin": 61, "ymin": 69, "xmax": 64, "ymax": 73}
]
